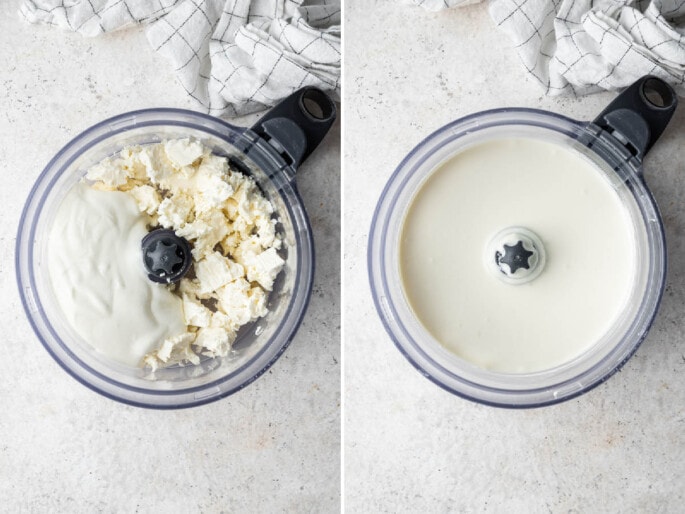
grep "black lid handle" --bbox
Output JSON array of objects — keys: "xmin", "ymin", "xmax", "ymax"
[
  {"xmin": 250, "ymin": 87, "xmax": 337, "ymax": 171},
  {"xmin": 592, "ymin": 76, "xmax": 677, "ymax": 161}
]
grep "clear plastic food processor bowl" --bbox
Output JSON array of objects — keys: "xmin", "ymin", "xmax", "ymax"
[
  {"xmin": 17, "ymin": 91, "xmax": 336, "ymax": 408},
  {"xmin": 369, "ymin": 77, "xmax": 677, "ymax": 408}
]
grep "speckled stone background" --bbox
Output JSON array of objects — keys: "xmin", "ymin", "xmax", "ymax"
[
  {"xmin": 344, "ymin": 1, "xmax": 684, "ymax": 512},
  {"xmin": 0, "ymin": 1, "xmax": 340, "ymax": 511}
]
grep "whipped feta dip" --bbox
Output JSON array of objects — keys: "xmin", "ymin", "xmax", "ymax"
[
  {"xmin": 400, "ymin": 137, "xmax": 637, "ymax": 373},
  {"xmin": 48, "ymin": 138, "xmax": 285, "ymax": 370}
]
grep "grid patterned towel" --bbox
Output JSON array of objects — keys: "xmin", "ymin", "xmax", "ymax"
[
  {"xmin": 21, "ymin": 0, "xmax": 341, "ymax": 116},
  {"xmin": 410, "ymin": 0, "xmax": 685, "ymax": 96}
]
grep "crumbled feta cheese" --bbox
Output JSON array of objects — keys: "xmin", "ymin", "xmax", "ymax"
[
  {"xmin": 164, "ymin": 138, "xmax": 205, "ymax": 168},
  {"xmin": 233, "ymin": 235, "xmax": 263, "ymax": 265},
  {"xmin": 210, "ymin": 311, "xmax": 237, "ymax": 331},
  {"xmin": 196, "ymin": 327, "xmax": 235, "ymax": 357},
  {"xmin": 177, "ymin": 278, "xmax": 209, "ymax": 299},
  {"xmin": 176, "ymin": 209, "xmax": 231, "ymax": 260},
  {"xmin": 255, "ymin": 216, "xmax": 279, "ymax": 249},
  {"xmin": 215, "ymin": 279, "xmax": 268, "ymax": 326},
  {"xmin": 244, "ymin": 247, "xmax": 285, "ymax": 291},
  {"xmin": 220, "ymin": 232, "xmax": 241, "ymax": 256},
  {"xmin": 129, "ymin": 185, "xmax": 161, "ymax": 215},
  {"xmin": 224, "ymin": 197, "xmax": 239, "ymax": 218},
  {"xmin": 198, "ymin": 153, "xmax": 229, "ymax": 176},
  {"xmin": 182, "ymin": 294, "xmax": 212, "ymax": 327},
  {"xmin": 86, "ymin": 158, "xmax": 131, "ymax": 189},
  {"xmin": 118, "ymin": 146, "xmax": 148, "ymax": 182},
  {"xmin": 143, "ymin": 332, "xmax": 198, "ymax": 370},
  {"xmin": 157, "ymin": 193, "xmax": 193, "ymax": 229},
  {"xmin": 193, "ymin": 168, "xmax": 233, "ymax": 215},
  {"xmin": 247, "ymin": 286, "xmax": 268, "ymax": 319},
  {"xmin": 194, "ymin": 251, "xmax": 244, "ymax": 295},
  {"xmin": 139, "ymin": 144, "xmax": 176, "ymax": 186}
]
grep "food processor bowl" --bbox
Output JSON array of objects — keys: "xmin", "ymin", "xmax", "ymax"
[
  {"xmin": 369, "ymin": 76, "xmax": 677, "ymax": 408},
  {"xmin": 17, "ymin": 88, "xmax": 336, "ymax": 408}
]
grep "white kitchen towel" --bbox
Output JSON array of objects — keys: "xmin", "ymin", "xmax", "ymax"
[
  {"xmin": 20, "ymin": 0, "xmax": 340, "ymax": 116},
  {"xmin": 409, "ymin": 0, "xmax": 685, "ymax": 96}
]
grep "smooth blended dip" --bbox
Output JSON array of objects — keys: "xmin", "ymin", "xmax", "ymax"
[
  {"xmin": 48, "ymin": 183, "xmax": 186, "ymax": 367},
  {"xmin": 399, "ymin": 137, "xmax": 637, "ymax": 373}
]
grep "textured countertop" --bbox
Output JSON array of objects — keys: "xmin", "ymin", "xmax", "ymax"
[
  {"xmin": 0, "ymin": 1, "xmax": 340, "ymax": 512},
  {"xmin": 344, "ymin": 1, "xmax": 684, "ymax": 512}
]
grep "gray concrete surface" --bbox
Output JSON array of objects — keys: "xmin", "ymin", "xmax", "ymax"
[
  {"xmin": 344, "ymin": 1, "xmax": 685, "ymax": 512},
  {"xmin": 0, "ymin": 2, "xmax": 340, "ymax": 512}
]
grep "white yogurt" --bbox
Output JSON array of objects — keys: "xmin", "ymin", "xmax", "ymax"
[
  {"xmin": 399, "ymin": 137, "xmax": 637, "ymax": 373},
  {"xmin": 47, "ymin": 183, "xmax": 186, "ymax": 367}
]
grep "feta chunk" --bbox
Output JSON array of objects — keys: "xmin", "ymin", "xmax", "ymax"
[
  {"xmin": 244, "ymin": 247, "xmax": 285, "ymax": 291},
  {"xmin": 210, "ymin": 311, "xmax": 237, "ymax": 331},
  {"xmin": 195, "ymin": 327, "xmax": 235, "ymax": 357},
  {"xmin": 164, "ymin": 138, "xmax": 205, "ymax": 168},
  {"xmin": 143, "ymin": 332, "xmax": 199, "ymax": 370},
  {"xmin": 198, "ymin": 153, "xmax": 229, "ymax": 176},
  {"xmin": 255, "ymin": 216, "xmax": 278, "ymax": 249},
  {"xmin": 177, "ymin": 278, "xmax": 211, "ymax": 300},
  {"xmin": 194, "ymin": 251, "xmax": 244, "ymax": 295},
  {"xmin": 215, "ymin": 279, "xmax": 268, "ymax": 326},
  {"xmin": 119, "ymin": 146, "xmax": 148, "ymax": 181},
  {"xmin": 128, "ymin": 185, "xmax": 161, "ymax": 215},
  {"xmin": 157, "ymin": 193, "xmax": 193, "ymax": 229},
  {"xmin": 139, "ymin": 144, "xmax": 177, "ymax": 186},
  {"xmin": 233, "ymin": 236, "xmax": 263, "ymax": 265},
  {"xmin": 182, "ymin": 294, "xmax": 212, "ymax": 327},
  {"xmin": 193, "ymin": 169, "xmax": 233, "ymax": 215},
  {"xmin": 176, "ymin": 210, "xmax": 230, "ymax": 260},
  {"xmin": 86, "ymin": 158, "xmax": 131, "ymax": 189}
]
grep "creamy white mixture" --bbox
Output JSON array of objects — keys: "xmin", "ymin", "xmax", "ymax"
[
  {"xmin": 48, "ymin": 139, "xmax": 285, "ymax": 369},
  {"xmin": 400, "ymin": 137, "xmax": 637, "ymax": 373},
  {"xmin": 48, "ymin": 184, "xmax": 186, "ymax": 367}
]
